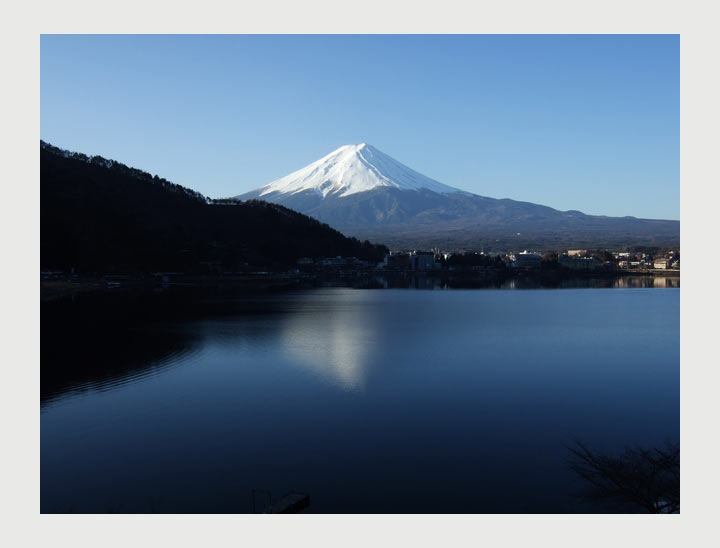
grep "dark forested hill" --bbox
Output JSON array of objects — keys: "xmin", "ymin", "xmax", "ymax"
[{"xmin": 41, "ymin": 142, "xmax": 387, "ymax": 273}]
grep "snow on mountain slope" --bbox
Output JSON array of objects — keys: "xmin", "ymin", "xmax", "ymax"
[
  {"xmin": 234, "ymin": 142, "xmax": 679, "ymax": 249},
  {"xmin": 253, "ymin": 143, "xmax": 463, "ymax": 199}
]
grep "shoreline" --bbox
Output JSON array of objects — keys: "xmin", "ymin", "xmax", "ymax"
[{"xmin": 40, "ymin": 269, "xmax": 680, "ymax": 301}]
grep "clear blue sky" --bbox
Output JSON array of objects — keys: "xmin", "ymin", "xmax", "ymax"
[{"xmin": 40, "ymin": 35, "xmax": 679, "ymax": 220}]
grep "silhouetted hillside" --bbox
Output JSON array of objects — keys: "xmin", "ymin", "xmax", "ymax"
[{"xmin": 41, "ymin": 141, "xmax": 387, "ymax": 273}]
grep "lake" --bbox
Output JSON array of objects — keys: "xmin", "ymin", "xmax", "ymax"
[{"xmin": 41, "ymin": 284, "xmax": 680, "ymax": 513}]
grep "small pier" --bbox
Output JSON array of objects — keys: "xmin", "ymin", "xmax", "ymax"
[{"xmin": 252, "ymin": 489, "xmax": 310, "ymax": 514}]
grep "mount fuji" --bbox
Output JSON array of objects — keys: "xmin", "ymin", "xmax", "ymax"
[
  {"xmin": 246, "ymin": 143, "xmax": 463, "ymax": 198},
  {"xmin": 236, "ymin": 144, "xmax": 679, "ymax": 250}
]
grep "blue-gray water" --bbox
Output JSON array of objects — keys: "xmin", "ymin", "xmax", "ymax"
[{"xmin": 41, "ymin": 286, "xmax": 679, "ymax": 513}]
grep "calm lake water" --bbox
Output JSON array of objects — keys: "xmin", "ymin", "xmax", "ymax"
[{"xmin": 41, "ymin": 284, "xmax": 680, "ymax": 513}]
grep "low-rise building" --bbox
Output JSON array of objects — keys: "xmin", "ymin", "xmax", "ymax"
[
  {"xmin": 514, "ymin": 252, "xmax": 542, "ymax": 269},
  {"xmin": 559, "ymin": 255, "xmax": 601, "ymax": 271},
  {"xmin": 410, "ymin": 251, "xmax": 436, "ymax": 271},
  {"xmin": 384, "ymin": 252, "xmax": 411, "ymax": 270}
]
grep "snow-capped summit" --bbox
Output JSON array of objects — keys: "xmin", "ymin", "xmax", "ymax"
[{"xmin": 254, "ymin": 143, "xmax": 462, "ymax": 199}]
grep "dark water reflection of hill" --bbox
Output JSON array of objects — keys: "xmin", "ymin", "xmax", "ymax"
[{"xmin": 41, "ymin": 288, "xmax": 301, "ymax": 405}]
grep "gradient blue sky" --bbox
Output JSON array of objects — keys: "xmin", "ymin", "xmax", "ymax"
[{"xmin": 40, "ymin": 35, "xmax": 679, "ymax": 220}]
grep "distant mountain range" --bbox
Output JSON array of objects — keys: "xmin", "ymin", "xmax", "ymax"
[
  {"xmin": 236, "ymin": 144, "xmax": 679, "ymax": 250},
  {"xmin": 41, "ymin": 141, "xmax": 387, "ymax": 273}
]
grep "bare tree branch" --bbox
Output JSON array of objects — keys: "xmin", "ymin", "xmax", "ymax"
[{"xmin": 566, "ymin": 439, "xmax": 679, "ymax": 513}]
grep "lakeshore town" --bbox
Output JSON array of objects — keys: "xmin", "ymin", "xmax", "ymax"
[
  {"xmin": 298, "ymin": 247, "xmax": 680, "ymax": 273},
  {"xmin": 41, "ymin": 246, "xmax": 680, "ymax": 298}
]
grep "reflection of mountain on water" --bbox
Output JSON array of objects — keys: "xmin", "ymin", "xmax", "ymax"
[
  {"xmin": 277, "ymin": 290, "xmax": 379, "ymax": 391},
  {"xmin": 42, "ymin": 281, "xmax": 679, "ymax": 405}
]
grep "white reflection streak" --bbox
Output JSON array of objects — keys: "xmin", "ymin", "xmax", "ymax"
[{"xmin": 280, "ymin": 297, "xmax": 373, "ymax": 391}]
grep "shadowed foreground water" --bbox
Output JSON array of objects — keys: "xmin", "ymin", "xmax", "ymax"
[{"xmin": 41, "ymin": 286, "xmax": 679, "ymax": 513}]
